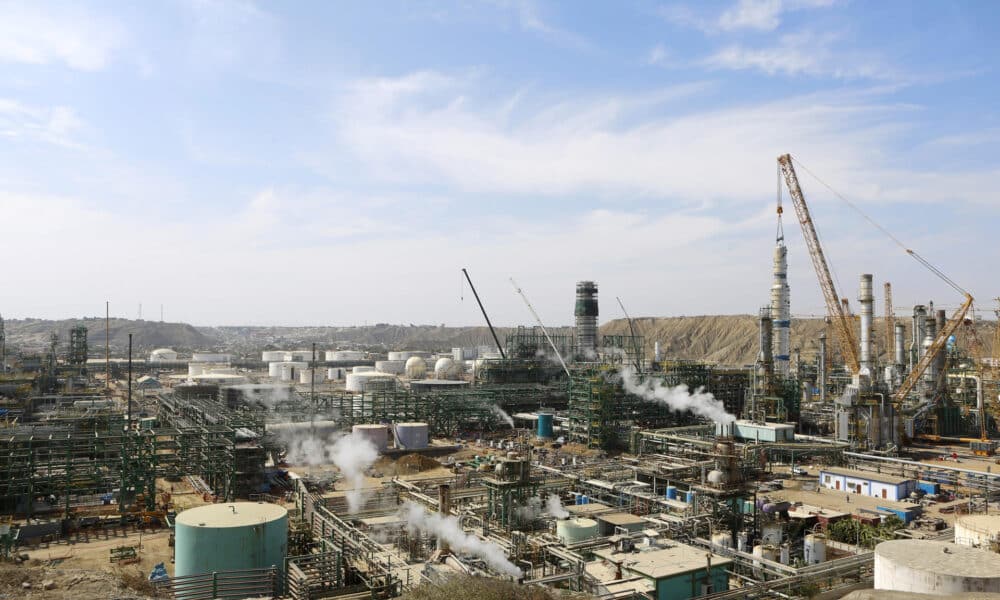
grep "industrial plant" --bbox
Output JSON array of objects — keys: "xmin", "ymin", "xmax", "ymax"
[{"xmin": 3, "ymin": 154, "xmax": 1000, "ymax": 600}]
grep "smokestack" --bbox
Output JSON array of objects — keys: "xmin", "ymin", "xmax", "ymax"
[
  {"xmin": 818, "ymin": 333, "xmax": 827, "ymax": 402},
  {"xmin": 858, "ymin": 274, "xmax": 874, "ymax": 375},
  {"xmin": 894, "ymin": 322, "xmax": 906, "ymax": 370},
  {"xmin": 575, "ymin": 281, "xmax": 598, "ymax": 359},
  {"xmin": 759, "ymin": 307, "xmax": 774, "ymax": 395},
  {"xmin": 911, "ymin": 305, "xmax": 927, "ymax": 370},
  {"xmin": 771, "ymin": 243, "xmax": 791, "ymax": 376},
  {"xmin": 438, "ymin": 484, "xmax": 452, "ymax": 554}
]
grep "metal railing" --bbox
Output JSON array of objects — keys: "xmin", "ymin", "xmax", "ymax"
[{"xmin": 152, "ymin": 566, "xmax": 279, "ymax": 599}]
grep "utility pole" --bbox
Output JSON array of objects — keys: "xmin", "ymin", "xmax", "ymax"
[
  {"xmin": 127, "ymin": 333, "xmax": 133, "ymax": 427},
  {"xmin": 105, "ymin": 301, "xmax": 110, "ymax": 394},
  {"xmin": 311, "ymin": 342, "xmax": 317, "ymax": 407}
]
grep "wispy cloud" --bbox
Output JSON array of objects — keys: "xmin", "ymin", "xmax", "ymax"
[
  {"xmin": 659, "ymin": 0, "xmax": 836, "ymax": 33},
  {"xmin": 0, "ymin": 99, "xmax": 85, "ymax": 147},
  {"xmin": 0, "ymin": 3, "xmax": 124, "ymax": 71},
  {"xmin": 646, "ymin": 43, "xmax": 671, "ymax": 66}
]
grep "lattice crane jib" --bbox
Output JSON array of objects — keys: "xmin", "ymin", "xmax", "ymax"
[{"xmin": 893, "ymin": 294, "xmax": 974, "ymax": 405}]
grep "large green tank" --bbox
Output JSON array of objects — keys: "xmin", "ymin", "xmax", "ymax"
[{"xmin": 174, "ymin": 502, "xmax": 288, "ymax": 579}]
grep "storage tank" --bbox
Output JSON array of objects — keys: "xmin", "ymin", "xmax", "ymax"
[
  {"xmin": 191, "ymin": 353, "xmax": 230, "ymax": 363},
  {"xmin": 711, "ymin": 532, "xmax": 732, "ymax": 549},
  {"xmin": 394, "ymin": 422, "xmax": 429, "ymax": 450},
  {"xmin": 404, "ymin": 357, "xmax": 427, "ymax": 379},
  {"xmin": 375, "ymin": 360, "xmax": 406, "ymax": 375},
  {"xmin": 288, "ymin": 350, "xmax": 313, "ymax": 361},
  {"xmin": 955, "ymin": 515, "xmax": 1000, "ymax": 549},
  {"xmin": 326, "ymin": 350, "xmax": 365, "ymax": 361},
  {"xmin": 353, "ymin": 366, "xmax": 374, "ymax": 374},
  {"xmin": 875, "ymin": 539, "xmax": 1000, "ymax": 594},
  {"xmin": 351, "ymin": 424, "xmax": 389, "ymax": 451},
  {"xmin": 268, "ymin": 362, "xmax": 282, "ymax": 378},
  {"xmin": 174, "ymin": 502, "xmax": 288, "ymax": 579},
  {"xmin": 188, "ymin": 363, "xmax": 205, "ymax": 376},
  {"xmin": 149, "ymin": 348, "xmax": 178, "ymax": 362},
  {"xmin": 299, "ymin": 368, "xmax": 323, "ymax": 385},
  {"xmin": 434, "ymin": 357, "xmax": 462, "ymax": 379},
  {"xmin": 556, "ymin": 518, "xmax": 599, "ymax": 545},
  {"xmin": 537, "ymin": 413, "xmax": 554, "ymax": 439},
  {"xmin": 280, "ymin": 362, "xmax": 307, "ymax": 382},
  {"xmin": 804, "ymin": 534, "xmax": 826, "ymax": 564},
  {"xmin": 761, "ymin": 523, "xmax": 782, "ymax": 545},
  {"xmin": 327, "ymin": 367, "xmax": 347, "ymax": 380},
  {"xmin": 345, "ymin": 372, "xmax": 396, "ymax": 392},
  {"xmin": 261, "ymin": 351, "xmax": 285, "ymax": 362}
]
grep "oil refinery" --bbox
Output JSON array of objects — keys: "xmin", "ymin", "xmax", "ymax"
[{"xmin": 1, "ymin": 155, "xmax": 998, "ymax": 600}]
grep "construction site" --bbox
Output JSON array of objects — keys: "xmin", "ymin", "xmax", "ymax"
[{"xmin": 2, "ymin": 154, "xmax": 999, "ymax": 600}]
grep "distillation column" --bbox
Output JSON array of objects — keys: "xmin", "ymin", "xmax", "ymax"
[
  {"xmin": 911, "ymin": 305, "xmax": 927, "ymax": 371},
  {"xmin": 894, "ymin": 322, "xmax": 906, "ymax": 383},
  {"xmin": 818, "ymin": 332, "xmax": 827, "ymax": 402},
  {"xmin": 858, "ymin": 274, "xmax": 875, "ymax": 378},
  {"xmin": 575, "ymin": 281, "xmax": 598, "ymax": 359},
  {"xmin": 771, "ymin": 243, "xmax": 791, "ymax": 376}
]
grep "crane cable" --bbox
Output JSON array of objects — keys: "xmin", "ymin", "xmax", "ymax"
[{"xmin": 789, "ymin": 155, "xmax": 970, "ymax": 298}]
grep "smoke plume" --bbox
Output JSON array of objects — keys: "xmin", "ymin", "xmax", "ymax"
[
  {"xmin": 400, "ymin": 501, "xmax": 522, "ymax": 578},
  {"xmin": 619, "ymin": 367, "xmax": 735, "ymax": 424},
  {"xmin": 546, "ymin": 494, "xmax": 569, "ymax": 518},
  {"xmin": 490, "ymin": 405, "xmax": 515, "ymax": 428}
]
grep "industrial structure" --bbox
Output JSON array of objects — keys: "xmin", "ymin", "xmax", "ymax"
[{"xmin": 0, "ymin": 153, "xmax": 997, "ymax": 600}]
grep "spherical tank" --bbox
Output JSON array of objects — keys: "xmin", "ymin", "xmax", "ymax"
[
  {"xmin": 557, "ymin": 518, "xmax": 599, "ymax": 545},
  {"xmin": 174, "ymin": 502, "xmax": 288, "ymax": 579},
  {"xmin": 394, "ymin": 422, "xmax": 429, "ymax": 449},
  {"xmin": 434, "ymin": 357, "xmax": 461, "ymax": 379},
  {"xmin": 875, "ymin": 539, "xmax": 1000, "ymax": 594},
  {"xmin": 955, "ymin": 515, "xmax": 1000, "ymax": 549},
  {"xmin": 351, "ymin": 424, "xmax": 389, "ymax": 451},
  {"xmin": 404, "ymin": 357, "xmax": 427, "ymax": 379},
  {"xmin": 150, "ymin": 348, "xmax": 178, "ymax": 362}
]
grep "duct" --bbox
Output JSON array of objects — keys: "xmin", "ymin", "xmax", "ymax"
[
  {"xmin": 858, "ymin": 274, "xmax": 874, "ymax": 376},
  {"xmin": 770, "ymin": 243, "xmax": 791, "ymax": 376}
]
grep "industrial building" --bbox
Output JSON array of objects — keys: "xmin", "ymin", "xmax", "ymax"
[{"xmin": 0, "ymin": 153, "xmax": 997, "ymax": 600}]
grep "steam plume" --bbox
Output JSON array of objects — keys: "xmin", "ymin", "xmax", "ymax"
[
  {"xmin": 400, "ymin": 501, "xmax": 522, "ymax": 578},
  {"xmin": 279, "ymin": 428, "xmax": 379, "ymax": 513},
  {"xmin": 620, "ymin": 367, "xmax": 735, "ymax": 424},
  {"xmin": 546, "ymin": 494, "xmax": 569, "ymax": 518},
  {"xmin": 491, "ymin": 405, "xmax": 515, "ymax": 428}
]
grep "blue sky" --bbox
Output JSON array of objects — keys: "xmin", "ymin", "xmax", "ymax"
[{"xmin": 1, "ymin": 0, "xmax": 998, "ymax": 326}]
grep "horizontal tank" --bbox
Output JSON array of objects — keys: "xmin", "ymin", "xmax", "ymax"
[
  {"xmin": 557, "ymin": 518, "xmax": 599, "ymax": 545},
  {"xmin": 174, "ymin": 502, "xmax": 288, "ymax": 579},
  {"xmin": 875, "ymin": 539, "xmax": 1000, "ymax": 594},
  {"xmin": 352, "ymin": 424, "xmax": 389, "ymax": 451},
  {"xmin": 394, "ymin": 422, "xmax": 429, "ymax": 450}
]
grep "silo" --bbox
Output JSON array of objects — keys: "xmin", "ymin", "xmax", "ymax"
[
  {"xmin": 394, "ymin": 422, "xmax": 429, "ymax": 449},
  {"xmin": 575, "ymin": 281, "xmax": 598, "ymax": 358},
  {"xmin": 875, "ymin": 539, "xmax": 1000, "ymax": 594},
  {"xmin": 174, "ymin": 502, "xmax": 288, "ymax": 579}
]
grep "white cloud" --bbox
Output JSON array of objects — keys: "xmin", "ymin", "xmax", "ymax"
[
  {"xmin": 647, "ymin": 43, "xmax": 670, "ymax": 66},
  {"xmin": 489, "ymin": 0, "xmax": 592, "ymax": 50},
  {"xmin": 0, "ymin": 99, "xmax": 84, "ymax": 147},
  {"xmin": 660, "ymin": 0, "xmax": 836, "ymax": 33},
  {"xmin": 0, "ymin": 3, "xmax": 123, "ymax": 70}
]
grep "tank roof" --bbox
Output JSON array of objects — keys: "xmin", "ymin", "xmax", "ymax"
[
  {"xmin": 957, "ymin": 515, "xmax": 1000, "ymax": 532},
  {"xmin": 176, "ymin": 502, "xmax": 287, "ymax": 528},
  {"xmin": 876, "ymin": 540, "xmax": 1000, "ymax": 577}
]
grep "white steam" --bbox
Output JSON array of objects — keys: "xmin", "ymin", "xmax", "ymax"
[
  {"xmin": 546, "ymin": 494, "xmax": 569, "ymax": 518},
  {"xmin": 491, "ymin": 405, "xmax": 515, "ymax": 428},
  {"xmin": 281, "ymin": 429, "xmax": 379, "ymax": 513},
  {"xmin": 620, "ymin": 367, "xmax": 735, "ymax": 424},
  {"xmin": 400, "ymin": 501, "xmax": 521, "ymax": 578},
  {"xmin": 513, "ymin": 496, "xmax": 543, "ymax": 522}
]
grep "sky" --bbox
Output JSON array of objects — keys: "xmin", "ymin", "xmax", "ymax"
[{"xmin": 1, "ymin": 0, "xmax": 998, "ymax": 327}]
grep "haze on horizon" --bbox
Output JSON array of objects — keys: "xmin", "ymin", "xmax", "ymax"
[{"xmin": 2, "ymin": 1, "xmax": 998, "ymax": 328}]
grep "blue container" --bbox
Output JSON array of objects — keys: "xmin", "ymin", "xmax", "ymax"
[
  {"xmin": 666, "ymin": 486, "xmax": 677, "ymax": 500},
  {"xmin": 581, "ymin": 495, "xmax": 589, "ymax": 505},
  {"xmin": 537, "ymin": 413, "xmax": 554, "ymax": 439},
  {"xmin": 917, "ymin": 481, "xmax": 940, "ymax": 495},
  {"xmin": 575, "ymin": 494, "xmax": 583, "ymax": 505},
  {"xmin": 686, "ymin": 490, "xmax": 695, "ymax": 503}
]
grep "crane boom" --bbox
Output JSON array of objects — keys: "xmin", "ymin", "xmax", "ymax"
[
  {"xmin": 893, "ymin": 293, "xmax": 973, "ymax": 405},
  {"xmin": 509, "ymin": 278, "xmax": 571, "ymax": 378},
  {"xmin": 884, "ymin": 282, "xmax": 894, "ymax": 362},
  {"xmin": 778, "ymin": 154, "xmax": 861, "ymax": 374}
]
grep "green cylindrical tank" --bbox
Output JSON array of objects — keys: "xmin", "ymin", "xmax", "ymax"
[{"xmin": 174, "ymin": 502, "xmax": 288, "ymax": 579}]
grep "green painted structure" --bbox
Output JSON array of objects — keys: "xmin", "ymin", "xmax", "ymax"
[{"xmin": 174, "ymin": 502, "xmax": 288, "ymax": 579}]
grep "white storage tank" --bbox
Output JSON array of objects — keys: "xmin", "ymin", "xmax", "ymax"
[
  {"xmin": 327, "ymin": 367, "xmax": 347, "ymax": 380},
  {"xmin": 327, "ymin": 350, "xmax": 365, "ymax": 361},
  {"xmin": 434, "ymin": 357, "xmax": 462, "ymax": 379},
  {"xmin": 280, "ymin": 361, "xmax": 308, "ymax": 382},
  {"xmin": 353, "ymin": 366, "xmax": 374, "ymax": 374},
  {"xmin": 557, "ymin": 518, "xmax": 599, "ymax": 545},
  {"xmin": 875, "ymin": 539, "xmax": 1000, "ymax": 594},
  {"xmin": 351, "ymin": 424, "xmax": 389, "ymax": 451},
  {"xmin": 149, "ymin": 348, "xmax": 178, "ymax": 362},
  {"xmin": 955, "ymin": 515, "xmax": 1000, "ymax": 550},
  {"xmin": 268, "ymin": 362, "xmax": 283, "ymax": 378},
  {"xmin": 375, "ymin": 360, "xmax": 406, "ymax": 375},
  {"xmin": 711, "ymin": 532, "xmax": 733, "ymax": 549},
  {"xmin": 288, "ymin": 350, "xmax": 313, "ymax": 361},
  {"xmin": 188, "ymin": 363, "xmax": 205, "ymax": 376},
  {"xmin": 804, "ymin": 534, "xmax": 826, "ymax": 564},
  {"xmin": 394, "ymin": 422, "xmax": 429, "ymax": 450},
  {"xmin": 261, "ymin": 351, "xmax": 285, "ymax": 362},
  {"xmin": 345, "ymin": 372, "xmax": 396, "ymax": 392},
  {"xmin": 404, "ymin": 357, "xmax": 427, "ymax": 379},
  {"xmin": 299, "ymin": 368, "xmax": 323, "ymax": 385},
  {"xmin": 174, "ymin": 502, "xmax": 288, "ymax": 579},
  {"xmin": 761, "ymin": 523, "xmax": 782, "ymax": 545}
]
